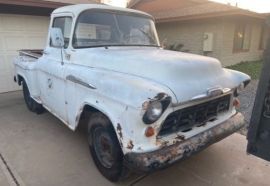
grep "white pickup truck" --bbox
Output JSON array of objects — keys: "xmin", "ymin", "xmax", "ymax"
[{"xmin": 14, "ymin": 4, "xmax": 251, "ymax": 182}]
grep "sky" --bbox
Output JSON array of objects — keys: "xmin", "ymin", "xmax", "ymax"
[
  {"xmin": 103, "ymin": 0, "xmax": 128, "ymax": 7},
  {"xmin": 106, "ymin": 0, "xmax": 270, "ymax": 13}
]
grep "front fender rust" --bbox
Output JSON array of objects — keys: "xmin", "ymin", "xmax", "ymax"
[
  {"xmin": 142, "ymin": 92, "xmax": 169, "ymax": 111},
  {"xmin": 116, "ymin": 123, "xmax": 124, "ymax": 148},
  {"xmin": 127, "ymin": 140, "xmax": 134, "ymax": 150},
  {"xmin": 116, "ymin": 123, "xmax": 123, "ymax": 139},
  {"xmin": 154, "ymin": 93, "xmax": 168, "ymax": 100}
]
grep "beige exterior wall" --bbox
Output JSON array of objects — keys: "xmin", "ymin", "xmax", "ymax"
[
  {"xmin": 220, "ymin": 18, "xmax": 264, "ymax": 66},
  {"xmin": 157, "ymin": 19, "xmax": 223, "ymax": 60},
  {"xmin": 156, "ymin": 17, "xmax": 264, "ymax": 66}
]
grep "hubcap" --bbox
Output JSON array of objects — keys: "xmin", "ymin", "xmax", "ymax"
[{"xmin": 93, "ymin": 127, "xmax": 114, "ymax": 169}]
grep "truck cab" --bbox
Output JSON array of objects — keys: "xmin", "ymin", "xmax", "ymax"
[{"xmin": 14, "ymin": 4, "xmax": 251, "ymax": 182}]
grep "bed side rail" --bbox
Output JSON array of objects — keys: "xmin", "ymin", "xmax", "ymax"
[{"xmin": 19, "ymin": 49, "xmax": 43, "ymax": 59}]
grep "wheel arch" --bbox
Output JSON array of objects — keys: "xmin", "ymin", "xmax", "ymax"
[
  {"xmin": 17, "ymin": 74, "xmax": 27, "ymax": 86},
  {"xmin": 17, "ymin": 74, "xmax": 32, "ymax": 95},
  {"xmin": 75, "ymin": 102, "xmax": 125, "ymax": 147},
  {"xmin": 75, "ymin": 102, "xmax": 117, "ymax": 132}
]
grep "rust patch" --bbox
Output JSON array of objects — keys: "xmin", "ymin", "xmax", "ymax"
[
  {"xmin": 142, "ymin": 101, "xmax": 150, "ymax": 110},
  {"xmin": 154, "ymin": 93, "xmax": 167, "ymax": 100},
  {"xmin": 147, "ymin": 93, "xmax": 167, "ymax": 103},
  {"xmin": 124, "ymin": 113, "xmax": 245, "ymax": 172},
  {"xmin": 116, "ymin": 123, "xmax": 123, "ymax": 139},
  {"xmin": 162, "ymin": 141, "xmax": 169, "ymax": 146},
  {"xmin": 127, "ymin": 140, "xmax": 134, "ymax": 150},
  {"xmin": 175, "ymin": 135, "xmax": 185, "ymax": 141}
]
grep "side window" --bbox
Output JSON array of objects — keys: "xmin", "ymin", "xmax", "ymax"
[{"xmin": 52, "ymin": 17, "xmax": 72, "ymax": 48}]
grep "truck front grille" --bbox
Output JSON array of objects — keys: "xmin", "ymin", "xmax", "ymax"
[{"xmin": 158, "ymin": 94, "xmax": 231, "ymax": 136}]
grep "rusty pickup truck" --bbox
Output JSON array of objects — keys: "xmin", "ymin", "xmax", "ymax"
[{"xmin": 13, "ymin": 4, "xmax": 251, "ymax": 182}]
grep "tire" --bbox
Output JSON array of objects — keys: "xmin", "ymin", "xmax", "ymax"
[
  {"xmin": 88, "ymin": 113, "xmax": 129, "ymax": 182},
  {"xmin": 22, "ymin": 81, "xmax": 44, "ymax": 114}
]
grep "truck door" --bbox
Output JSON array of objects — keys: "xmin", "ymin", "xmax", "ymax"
[
  {"xmin": 38, "ymin": 15, "xmax": 73, "ymax": 121},
  {"xmin": 247, "ymin": 39, "xmax": 270, "ymax": 161}
]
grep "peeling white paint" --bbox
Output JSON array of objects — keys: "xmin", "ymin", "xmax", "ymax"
[{"xmin": 13, "ymin": 4, "xmax": 250, "ymax": 156}]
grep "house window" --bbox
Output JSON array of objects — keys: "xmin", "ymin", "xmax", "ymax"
[
  {"xmin": 233, "ymin": 23, "xmax": 252, "ymax": 53},
  {"xmin": 259, "ymin": 25, "xmax": 268, "ymax": 50}
]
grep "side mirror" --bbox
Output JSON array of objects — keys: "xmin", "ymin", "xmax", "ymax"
[{"xmin": 50, "ymin": 27, "xmax": 64, "ymax": 48}]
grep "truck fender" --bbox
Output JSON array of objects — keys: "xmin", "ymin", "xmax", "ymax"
[{"xmin": 74, "ymin": 101, "xmax": 126, "ymax": 149}]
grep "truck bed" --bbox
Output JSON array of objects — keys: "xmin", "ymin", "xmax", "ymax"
[{"xmin": 19, "ymin": 49, "xmax": 43, "ymax": 59}]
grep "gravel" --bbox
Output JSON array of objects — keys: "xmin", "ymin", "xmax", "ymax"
[{"xmin": 238, "ymin": 80, "xmax": 259, "ymax": 136}]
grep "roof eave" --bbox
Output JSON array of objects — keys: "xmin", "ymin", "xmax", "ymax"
[
  {"xmin": 155, "ymin": 11, "xmax": 266, "ymax": 23},
  {"xmin": 0, "ymin": 0, "xmax": 70, "ymax": 9}
]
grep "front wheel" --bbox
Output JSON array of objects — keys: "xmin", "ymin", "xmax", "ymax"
[
  {"xmin": 88, "ymin": 113, "xmax": 129, "ymax": 182},
  {"xmin": 22, "ymin": 81, "xmax": 44, "ymax": 114}
]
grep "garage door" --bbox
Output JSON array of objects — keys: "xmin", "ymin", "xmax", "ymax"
[{"xmin": 0, "ymin": 14, "xmax": 49, "ymax": 93}]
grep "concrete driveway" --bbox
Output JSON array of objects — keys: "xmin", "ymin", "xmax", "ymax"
[{"xmin": 0, "ymin": 91, "xmax": 270, "ymax": 186}]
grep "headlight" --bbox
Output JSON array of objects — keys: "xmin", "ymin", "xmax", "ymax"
[
  {"xmin": 144, "ymin": 101, "xmax": 163, "ymax": 123},
  {"xmin": 142, "ymin": 95, "xmax": 172, "ymax": 124}
]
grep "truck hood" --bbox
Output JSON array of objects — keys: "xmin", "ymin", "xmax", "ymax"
[{"xmin": 73, "ymin": 47, "xmax": 250, "ymax": 104}]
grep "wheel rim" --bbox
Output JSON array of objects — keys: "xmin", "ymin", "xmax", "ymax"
[{"xmin": 93, "ymin": 127, "xmax": 115, "ymax": 169}]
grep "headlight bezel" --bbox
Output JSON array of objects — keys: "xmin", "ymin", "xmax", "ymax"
[
  {"xmin": 234, "ymin": 79, "xmax": 251, "ymax": 97},
  {"xmin": 143, "ymin": 96, "xmax": 171, "ymax": 124}
]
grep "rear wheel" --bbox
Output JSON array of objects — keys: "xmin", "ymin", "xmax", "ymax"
[
  {"xmin": 88, "ymin": 113, "xmax": 129, "ymax": 182},
  {"xmin": 22, "ymin": 81, "xmax": 44, "ymax": 114}
]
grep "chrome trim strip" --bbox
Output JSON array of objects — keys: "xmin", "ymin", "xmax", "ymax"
[
  {"xmin": 191, "ymin": 88, "xmax": 231, "ymax": 101},
  {"xmin": 66, "ymin": 75, "xmax": 96, "ymax": 89},
  {"xmin": 172, "ymin": 90, "xmax": 233, "ymax": 108}
]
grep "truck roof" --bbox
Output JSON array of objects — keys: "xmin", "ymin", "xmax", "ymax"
[{"xmin": 52, "ymin": 4, "xmax": 153, "ymax": 18}]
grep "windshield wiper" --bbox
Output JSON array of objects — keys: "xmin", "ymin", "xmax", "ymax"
[{"xmin": 137, "ymin": 28, "xmax": 156, "ymax": 44}]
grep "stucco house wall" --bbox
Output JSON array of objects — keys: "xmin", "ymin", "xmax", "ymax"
[
  {"xmin": 220, "ymin": 18, "xmax": 264, "ymax": 66},
  {"xmin": 157, "ymin": 18, "xmax": 223, "ymax": 60},
  {"xmin": 156, "ymin": 17, "xmax": 264, "ymax": 66}
]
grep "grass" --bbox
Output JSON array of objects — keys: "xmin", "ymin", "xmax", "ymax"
[{"xmin": 227, "ymin": 61, "xmax": 263, "ymax": 80}]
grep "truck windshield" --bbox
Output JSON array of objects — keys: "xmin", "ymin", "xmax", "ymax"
[{"xmin": 73, "ymin": 10, "xmax": 160, "ymax": 48}]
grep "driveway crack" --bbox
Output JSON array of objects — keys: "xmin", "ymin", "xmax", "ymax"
[{"xmin": 0, "ymin": 153, "xmax": 20, "ymax": 186}]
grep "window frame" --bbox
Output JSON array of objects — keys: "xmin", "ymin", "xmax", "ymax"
[
  {"xmin": 259, "ymin": 24, "xmax": 267, "ymax": 50},
  {"xmin": 233, "ymin": 23, "xmax": 252, "ymax": 53},
  {"xmin": 51, "ymin": 16, "xmax": 73, "ymax": 49}
]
